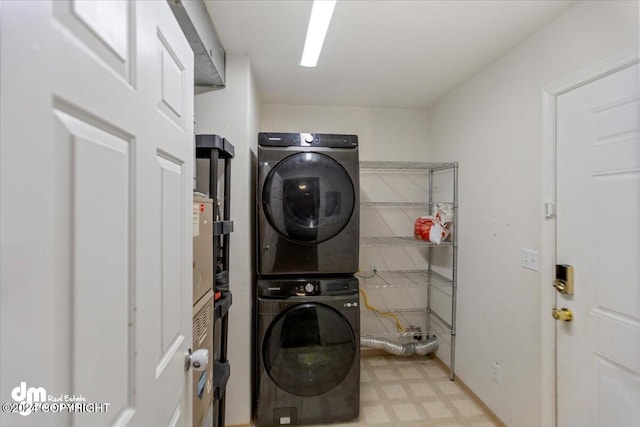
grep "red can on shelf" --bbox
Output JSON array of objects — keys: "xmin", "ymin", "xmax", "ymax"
[{"xmin": 414, "ymin": 216, "xmax": 449, "ymax": 243}]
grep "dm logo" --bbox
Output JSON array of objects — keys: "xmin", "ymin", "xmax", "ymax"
[{"xmin": 11, "ymin": 382, "xmax": 47, "ymax": 416}]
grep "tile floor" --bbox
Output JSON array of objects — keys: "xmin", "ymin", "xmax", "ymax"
[{"xmin": 307, "ymin": 354, "xmax": 496, "ymax": 427}]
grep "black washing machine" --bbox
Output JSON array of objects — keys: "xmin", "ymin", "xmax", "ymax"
[
  {"xmin": 255, "ymin": 277, "xmax": 360, "ymax": 426},
  {"xmin": 257, "ymin": 132, "xmax": 359, "ymax": 276}
]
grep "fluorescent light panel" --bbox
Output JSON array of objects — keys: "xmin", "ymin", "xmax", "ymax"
[{"xmin": 300, "ymin": 0, "xmax": 337, "ymax": 67}]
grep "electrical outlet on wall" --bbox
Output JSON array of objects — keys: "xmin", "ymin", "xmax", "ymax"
[
  {"xmin": 491, "ymin": 361, "xmax": 502, "ymax": 384},
  {"xmin": 521, "ymin": 248, "xmax": 539, "ymax": 271}
]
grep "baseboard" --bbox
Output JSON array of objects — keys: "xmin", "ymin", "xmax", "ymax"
[
  {"xmin": 228, "ymin": 424, "xmax": 251, "ymax": 427},
  {"xmin": 430, "ymin": 355, "xmax": 507, "ymax": 427}
]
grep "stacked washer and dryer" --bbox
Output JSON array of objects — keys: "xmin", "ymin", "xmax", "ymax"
[{"xmin": 255, "ymin": 133, "xmax": 360, "ymax": 426}]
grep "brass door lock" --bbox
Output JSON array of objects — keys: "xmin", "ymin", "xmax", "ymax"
[
  {"xmin": 552, "ymin": 308, "xmax": 573, "ymax": 322},
  {"xmin": 554, "ymin": 264, "xmax": 574, "ymax": 295}
]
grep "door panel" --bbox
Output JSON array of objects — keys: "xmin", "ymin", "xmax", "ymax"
[
  {"xmin": 594, "ymin": 171, "xmax": 639, "ymax": 320},
  {"xmin": 52, "ymin": 0, "xmax": 134, "ymax": 83},
  {"xmin": 157, "ymin": 31, "xmax": 187, "ymax": 126},
  {"xmin": 594, "ymin": 99, "xmax": 639, "ymax": 144},
  {"xmin": 0, "ymin": 1, "xmax": 193, "ymax": 426},
  {"xmin": 72, "ymin": 1, "xmax": 129, "ymax": 59},
  {"xmin": 556, "ymin": 63, "xmax": 640, "ymax": 426},
  {"xmin": 594, "ymin": 356, "xmax": 640, "ymax": 426},
  {"xmin": 59, "ymin": 109, "xmax": 133, "ymax": 425},
  {"xmin": 158, "ymin": 154, "xmax": 186, "ymax": 369},
  {"xmin": 136, "ymin": 1, "xmax": 194, "ymax": 425},
  {"xmin": 263, "ymin": 303, "xmax": 356, "ymax": 397},
  {"xmin": 263, "ymin": 153, "xmax": 355, "ymax": 243},
  {"xmin": 136, "ymin": 2, "xmax": 194, "ymax": 425}
]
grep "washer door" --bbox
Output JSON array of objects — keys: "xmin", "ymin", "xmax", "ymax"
[
  {"xmin": 263, "ymin": 303, "xmax": 356, "ymax": 397},
  {"xmin": 262, "ymin": 152, "xmax": 355, "ymax": 243}
]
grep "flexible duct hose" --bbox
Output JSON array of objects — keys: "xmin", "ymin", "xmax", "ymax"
[{"xmin": 361, "ymin": 335, "xmax": 439, "ymax": 357}]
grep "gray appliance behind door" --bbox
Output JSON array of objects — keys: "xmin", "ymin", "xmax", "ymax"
[
  {"xmin": 257, "ymin": 133, "xmax": 359, "ymax": 276},
  {"xmin": 193, "ymin": 195, "xmax": 213, "ymax": 305},
  {"xmin": 255, "ymin": 277, "xmax": 360, "ymax": 426}
]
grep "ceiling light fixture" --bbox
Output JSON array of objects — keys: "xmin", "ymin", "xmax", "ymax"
[{"xmin": 299, "ymin": 0, "xmax": 337, "ymax": 67}]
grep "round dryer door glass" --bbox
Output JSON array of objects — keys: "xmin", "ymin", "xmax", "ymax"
[
  {"xmin": 262, "ymin": 152, "xmax": 355, "ymax": 243},
  {"xmin": 263, "ymin": 303, "xmax": 356, "ymax": 397}
]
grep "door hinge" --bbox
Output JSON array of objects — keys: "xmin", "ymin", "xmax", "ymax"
[{"xmin": 545, "ymin": 201, "xmax": 556, "ymax": 219}]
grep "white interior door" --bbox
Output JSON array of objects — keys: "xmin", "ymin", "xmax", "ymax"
[
  {"xmin": 0, "ymin": 1, "xmax": 194, "ymax": 426},
  {"xmin": 556, "ymin": 62, "xmax": 640, "ymax": 426}
]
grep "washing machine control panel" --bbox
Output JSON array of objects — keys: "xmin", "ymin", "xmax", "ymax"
[
  {"xmin": 295, "ymin": 282, "xmax": 319, "ymax": 296},
  {"xmin": 284, "ymin": 281, "xmax": 320, "ymax": 296},
  {"xmin": 259, "ymin": 280, "xmax": 320, "ymax": 297},
  {"xmin": 257, "ymin": 278, "xmax": 359, "ymax": 297}
]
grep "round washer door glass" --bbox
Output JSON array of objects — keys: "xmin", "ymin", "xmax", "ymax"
[
  {"xmin": 263, "ymin": 303, "xmax": 356, "ymax": 397},
  {"xmin": 262, "ymin": 152, "xmax": 355, "ymax": 243}
]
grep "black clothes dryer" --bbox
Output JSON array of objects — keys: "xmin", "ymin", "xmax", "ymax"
[
  {"xmin": 255, "ymin": 277, "xmax": 360, "ymax": 426},
  {"xmin": 257, "ymin": 133, "xmax": 359, "ymax": 276}
]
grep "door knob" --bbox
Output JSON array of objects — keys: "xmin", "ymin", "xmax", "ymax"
[
  {"xmin": 184, "ymin": 348, "xmax": 209, "ymax": 371},
  {"xmin": 552, "ymin": 308, "xmax": 573, "ymax": 322}
]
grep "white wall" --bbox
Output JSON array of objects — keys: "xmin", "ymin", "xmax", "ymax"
[
  {"xmin": 426, "ymin": 1, "xmax": 638, "ymax": 426},
  {"xmin": 261, "ymin": 105, "xmax": 429, "ymax": 161},
  {"xmin": 195, "ymin": 55, "xmax": 260, "ymax": 426}
]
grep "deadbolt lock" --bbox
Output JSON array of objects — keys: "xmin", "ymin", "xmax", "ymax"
[
  {"xmin": 553, "ymin": 281, "xmax": 566, "ymax": 292},
  {"xmin": 554, "ymin": 264, "xmax": 574, "ymax": 295},
  {"xmin": 552, "ymin": 308, "xmax": 573, "ymax": 322}
]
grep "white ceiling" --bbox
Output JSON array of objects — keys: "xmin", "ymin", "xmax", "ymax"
[{"xmin": 204, "ymin": 0, "xmax": 576, "ymax": 108}]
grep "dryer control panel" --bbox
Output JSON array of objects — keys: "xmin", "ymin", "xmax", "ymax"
[{"xmin": 258, "ymin": 132, "xmax": 358, "ymax": 148}]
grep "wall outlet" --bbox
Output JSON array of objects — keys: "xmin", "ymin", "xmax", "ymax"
[
  {"xmin": 491, "ymin": 361, "xmax": 502, "ymax": 384},
  {"xmin": 521, "ymin": 248, "xmax": 539, "ymax": 271}
]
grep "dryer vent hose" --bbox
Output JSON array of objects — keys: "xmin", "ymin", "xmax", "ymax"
[{"xmin": 360, "ymin": 335, "xmax": 439, "ymax": 357}]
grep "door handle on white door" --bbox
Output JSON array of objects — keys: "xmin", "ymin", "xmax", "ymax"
[
  {"xmin": 184, "ymin": 348, "xmax": 209, "ymax": 371},
  {"xmin": 552, "ymin": 308, "xmax": 574, "ymax": 322}
]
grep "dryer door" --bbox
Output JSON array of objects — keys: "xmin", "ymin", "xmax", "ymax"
[
  {"xmin": 262, "ymin": 152, "xmax": 355, "ymax": 243},
  {"xmin": 263, "ymin": 303, "xmax": 356, "ymax": 397}
]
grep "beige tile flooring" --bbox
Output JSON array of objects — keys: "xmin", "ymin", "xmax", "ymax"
[{"xmin": 307, "ymin": 354, "xmax": 496, "ymax": 427}]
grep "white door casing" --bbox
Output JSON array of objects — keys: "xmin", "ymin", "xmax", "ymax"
[
  {"xmin": 556, "ymin": 62, "xmax": 640, "ymax": 426},
  {"xmin": 0, "ymin": 1, "xmax": 194, "ymax": 426}
]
